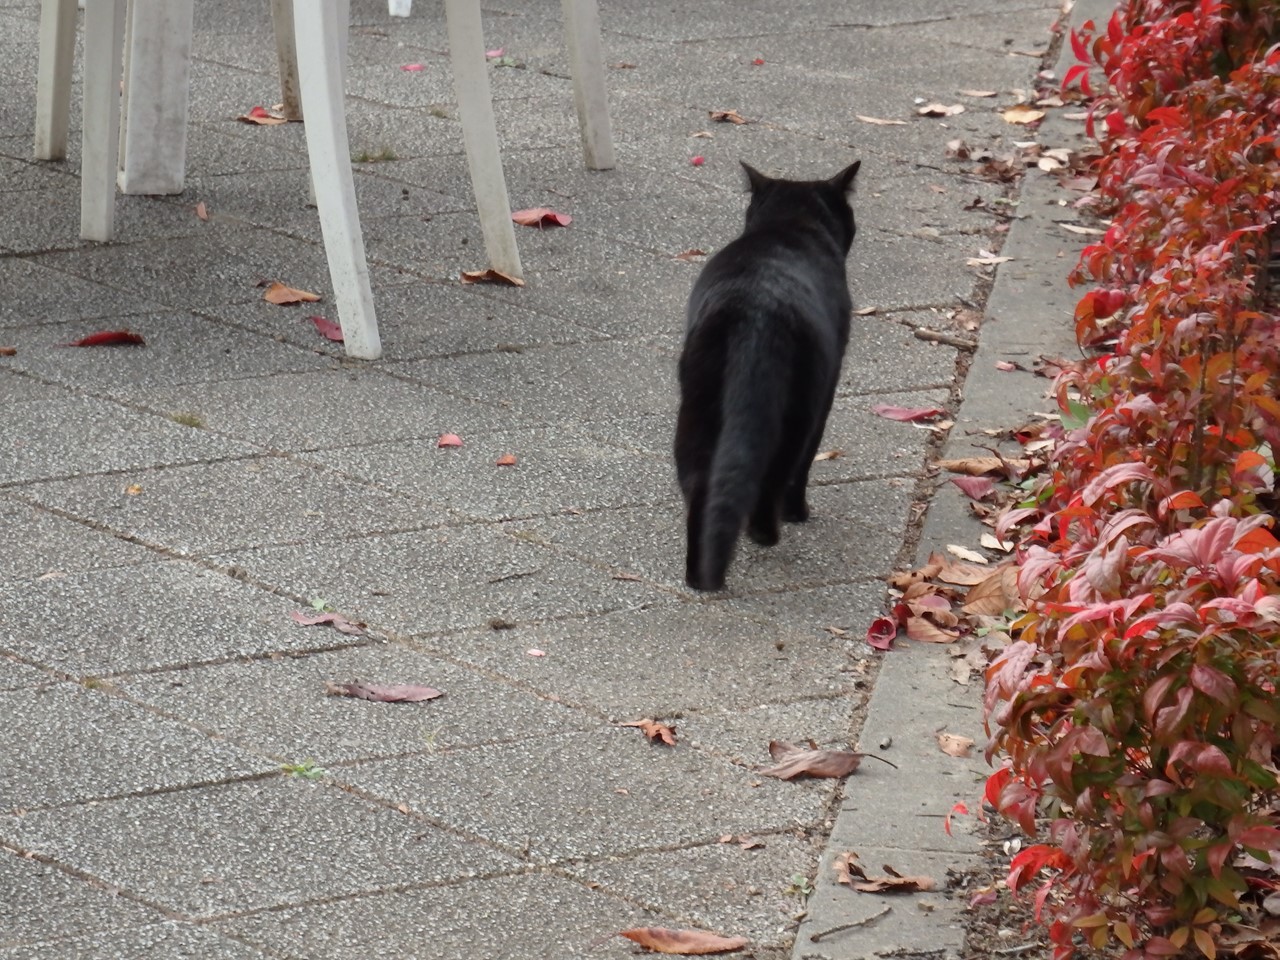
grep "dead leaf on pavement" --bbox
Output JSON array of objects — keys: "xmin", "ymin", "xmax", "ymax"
[
  {"xmin": 0, "ymin": 346, "xmax": 15, "ymax": 357},
  {"xmin": 967, "ymin": 252, "xmax": 1014, "ymax": 267},
  {"xmin": 856, "ymin": 114, "xmax": 908, "ymax": 126},
  {"xmin": 937, "ymin": 732, "xmax": 975, "ymax": 758},
  {"xmin": 305, "ymin": 315, "xmax": 344, "ymax": 342},
  {"xmin": 437, "ymin": 433, "xmax": 463, "ymax": 448},
  {"xmin": 324, "ymin": 681, "xmax": 442, "ymax": 703},
  {"xmin": 934, "ymin": 556, "xmax": 991, "ymax": 586},
  {"xmin": 621, "ymin": 718, "xmax": 678, "ymax": 746},
  {"xmin": 872, "ymin": 403, "xmax": 946, "ymax": 423},
  {"xmin": 460, "ymin": 268, "xmax": 525, "ymax": 287},
  {"xmin": 709, "ymin": 109, "xmax": 751, "ymax": 124},
  {"xmin": 887, "ymin": 558, "xmax": 944, "ymax": 590},
  {"xmin": 262, "ymin": 281, "xmax": 322, "ymax": 305},
  {"xmin": 237, "ymin": 105, "xmax": 288, "ymax": 125},
  {"xmin": 950, "ymin": 475, "xmax": 995, "ymax": 501},
  {"xmin": 760, "ymin": 740, "xmax": 864, "ymax": 780},
  {"xmin": 980, "ymin": 532, "xmax": 1014, "ymax": 552},
  {"xmin": 958, "ymin": 88, "xmax": 997, "ymax": 97},
  {"xmin": 619, "ymin": 927, "xmax": 749, "ymax": 955},
  {"xmin": 865, "ymin": 616, "xmax": 897, "ymax": 650},
  {"xmin": 834, "ymin": 851, "xmax": 937, "ymax": 893},
  {"xmin": 1001, "ymin": 104, "xmax": 1046, "ymax": 125},
  {"xmin": 917, "ymin": 103, "xmax": 965, "ymax": 117},
  {"xmin": 936, "ymin": 456, "xmax": 1030, "ymax": 476},
  {"xmin": 511, "ymin": 207, "xmax": 572, "ymax": 227},
  {"xmin": 673, "ymin": 249, "xmax": 707, "ymax": 261},
  {"xmin": 946, "ymin": 544, "xmax": 988, "ymax": 564},
  {"xmin": 124, "ymin": 483, "xmax": 143, "ymax": 496},
  {"xmin": 290, "ymin": 610, "xmax": 366, "ymax": 636},
  {"xmin": 905, "ymin": 615, "xmax": 960, "ymax": 644},
  {"xmin": 194, "ymin": 201, "xmax": 209, "ymax": 220},
  {"xmin": 495, "ymin": 453, "xmax": 518, "ymax": 466},
  {"xmin": 813, "ymin": 449, "xmax": 843, "ymax": 461},
  {"xmin": 962, "ymin": 565, "xmax": 1021, "ymax": 616},
  {"xmin": 57, "ymin": 330, "xmax": 147, "ymax": 348}
]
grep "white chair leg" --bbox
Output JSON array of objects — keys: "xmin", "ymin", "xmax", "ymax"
[
  {"xmin": 270, "ymin": 0, "xmax": 302, "ymax": 120},
  {"xmin": 117, "ymin": 0, "xmax": 194, "ymax": 194},
  {"xmin": 81, "ymin": 0, "xmax": 128, "ymax": 241},
  {"xmin": 560, "ymin": 0, "xmax": 615, "ymax": 170},
  {"xmin": 444, "ymin": 0, "xmax": 522, "ymax": 278},
  {"xmin": 293, "ymin": 0, "xmax": 381, "ymax": 361},
  {"xmin": 388, "ymin": 0, "xmax": 411, "ymax": 16},
  {"xmin": 34, "ymin": 0, "xmax": 78, "ymax": 161}
]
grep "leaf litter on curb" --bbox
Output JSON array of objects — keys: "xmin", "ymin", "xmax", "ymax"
[
  {"xmin": 937, "ymin": 731, "xmax": 976, "ymax": 757},
  {"xmin": 873, "ymin": 403, "xmax": 946, "ymax": 423},
  {"xmin": 237, "ymin": 105, "xmax": 288, "ymax": 125},
  {"xmin": 261, "ymin": 281, "xmax": 321, "ymax": 305},
  {"xmin": 621, "ymin": 718, "xmax": 678, "ymax": 746},
  {"xmin": 460, "ymin": 268, "xmax": 525, "ymax": 287},
  {"xmin": 325, "ymin": 681, "xmax": 442, "ymax": 703},
  {"xmin": 57, "ymin": 330, "xmax": 146, "ymax": 348},
  {"xmin": 289, "ymin": 610, "xmax": 366, "ymax": 635},
  {"xmin": 510, "ymin": 207, "xmax": 572, "ymax": 227},
  {"xmin": 856, "ymin": 114, "xmax": 907, "ymax": 126},
  {"xmin": 760, "ymin": 740, "xmax": 894, "ymax": 780},
  {"xmin": 834, "ymin": 851, "xmax": 937, "ymax": 893},
  {"xmin": 618, "ymin": 927, "xmax": 749, "ymax": 955}
]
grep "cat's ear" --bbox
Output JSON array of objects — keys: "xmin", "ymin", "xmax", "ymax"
[
  {"xmin": 740, "ymin": 161, "xmax": 770, "ymax": 192},
  {"xmin": 830, "ymin": 160, "xmax": 861, "ymax": 193}
]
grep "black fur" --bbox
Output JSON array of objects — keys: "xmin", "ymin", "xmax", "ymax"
[{"xmin": 675, "ymin": 160, "xmax": 860, "ymax": 591}]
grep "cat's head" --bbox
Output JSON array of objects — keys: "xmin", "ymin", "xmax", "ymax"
[{"xmin": 740, "ymin": 160, "xmax": 861, "ymax": 252}]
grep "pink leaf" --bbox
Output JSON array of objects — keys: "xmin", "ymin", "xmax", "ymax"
[
  {"xmin": 305, "ymin": 315, "xmax": 344, "ymax": 342},
  {"xmin": 866, "ymin": 617, "xmax": 897, "ymax": 651},
  {"xmin": 690, "ymin": 155, "xmax": 706, "ymax": 166},
  {"xmin": 950, "ymin": 476, "xmax": 995, "ymax": 501},
  {"xmin": 401, "ymin": 63, "xmax": 424, "ymax": 72},
  {"xmin": 485, "ymin": 47, "xmax": 504, "ymax": 58},
  {"xmin": 510, "ymin": 207, "xmax": 572, "ymax": 228},
  {"xmin": 290, "ymin": 610, "xmax": 366, "ymax": 636},
  {"xmin": 324, "ymin": 681, "xmax": 442, "ymax": 703},
  {"xmin": 752, "ymin": 57, "xmax": 765, "ymax": 65},
  {"xmin": 945, "ymin": 801, "xmax": 969, "ymax": 836},
  {"xmin": 872, "ymin": 403, "xmax": 945, "ymax": 422},
  {"xmin": 58, "ymin": 329, "xmax": 147, "ymax": 348},
  {"xmin": 437, "ymin": 433, "xmax": 464, "ymax": 448}
]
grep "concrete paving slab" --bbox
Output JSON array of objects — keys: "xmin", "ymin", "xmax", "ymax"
[
  {"xmin": 0, "ymin": 848, "xmax": 161, "ymax": 948},
  {"xmin": 0, "ymin": 682, "xmax": 269, "ymax": 810},
  {"xmin": 343, "ymin": 728, "xmax": 830, "ymax": 862},
  {"xmin": 0, "ymin": 155, "xmax": 77, "ymax": 193},
  {"xmin": 0, "ymin": 497, "xmax": 154, "ymax": 581},
  {"xmin": 416, "ymin": 600, "xmax": 854, "ymax": 718},
  {"xmin": 0, "ymin": 258, "xmax": 168, "ymax": 327},
  {"xmin": 4, "ymin": 778, "xmax": 519, "ymax": 917},
  {"xmin": 117, "ymin": 642, "xmax": 594, "ymax": 763},
  {"xmin": 0, "ymin": 655, "xmax": 56, "ymax": 691},
  {"xmin": 1, "ymin": 391, "xmax": 259, "ymax": 486},
  {"xmin": 0, "ymin": 923, "xmax": 268, "ymax": 960},
  {"xmin": 0, "ymin": 184, "xmax": 205, "ymax": 255},
  {"xmin": 298, "ymin": 425, "xmax": 673, "ymax": 521},
  {"xmin": 214, "ymin": 524, "xmax": 649, "ymax": 636},
  {"xmin": 839, "ymin": 315, "xmax": 959, "ymax": 395},
  {"xmin": 218, "ymin": 873, "xmax": 661, "ymax": 960},
  {"xmin": 0, "ymin": 560, "xmax": 345, "ymax": 675},
  {"xmin": 678, "ymin": 697, "xmax": 866, "ymax": 770}
]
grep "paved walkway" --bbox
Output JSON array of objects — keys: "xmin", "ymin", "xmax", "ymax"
[{"xmin": 1, "ymin": 1, "xmax": 1072, "ymax": 957}]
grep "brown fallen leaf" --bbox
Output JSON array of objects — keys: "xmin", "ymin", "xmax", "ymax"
[
  {"xmin": 0, "ymin": 346, "xmax": 15, "ymax": 357},
  {"xmin": 619, "ymin": 927, "xmax": 748, "ymax": 955},
  {"xmin": 673, "ymin": 248, "xmax": 707, "ymax": 261},
  {"xmin": 709, "ymin": 108, "xmax": 750, "ymax": 124},
  {"xmin": 1001, "ymin": 104, "xmax": 1046, "ymax": 125},
  {"xmin": 124, "ymin": 483, "xmax": 143, "ymax": 496},
  {"xmin": 237, "ymin": 105, "xmax": 288, "ymax": 125},
  {"xmin": 834, "ymin": 851, "xmax": 937, "ymax": 893},
  {"xmin": 917, "ymin": 102, "xmax": 965, "ymax": 117},
  {"xmin": 935, "ymin": 456, "xmax": 1031, "ymax": 476},
  {"xmin": 289, "ymin": 610, "xmax": 366, "ymax": 636},
  {"xmin": 194, "ymin": 201, "xmax": 209, "ymax": 221},
  {"xmin": 324, "ymin": 681, "xmax": 442, "ymax": 703},
  {"xmin": 934, "ymin": 557, "xmax": 991, "ymax": 587},
  {"xmin": 813, "ymin": 449, "xmax": 843, "ymax": 461},
  {"xmin": 962, "ymin": 564, "xmax": 1021, "ymax": 616},
  {"xmin": 621, "ymin": 718, "xmax": 678, "ymax": 746},
  {"xmin": 460, "ymin": 268, "xmax": 525, "ymax": 287},
  {"xmin": 262, "ymin": 281, "xmax": 322, "ymax": 305},
  {"xmin": 856, "ymin": 114, "xmax": 907, "ymax": 126},
  {"xmin": 887, "ymin": 558, "xmax": 944, "ymax": 590},
  {"xmin": 853, "ymin": 305, "xmax": 877, "ymax": 315},
  {"xmin": 937, "ymin": 731, "xmax": 975, "ymax": 758},
  {"xmin": 905, "ymin": 615, "xmax": 960, "ymax": 644},
  {"xmin": 760, "ymin": 740, "xmax": 863, "ymax": 780}
]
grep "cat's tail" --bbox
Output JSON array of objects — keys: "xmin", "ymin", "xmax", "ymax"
[{"xmin": 696, "ymin": 322, "xmax": 789, "ymax": 591}]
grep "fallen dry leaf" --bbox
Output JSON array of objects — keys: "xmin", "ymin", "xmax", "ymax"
[
  {"xmin": 966, "ymin": 253, "xmax": 1014, "ymax": 267},
  {"xmin": 290, "ymin": 610, "xmax": 366, "ymax": 636},
  {"xmin": 853, "ymin": 306, "xmax": 877, "ymax": 315},
  {"xmin": 934, "ymin": 557, "xmax": 991, "ymax": 586},
  {"xmin": 872, "ymin": 403, "xmax": 946, "ymax": 423},
  {"xmin": 980, "ymin": 532, "xmax": 1014, "ymax": 552},
  {"xmin": 958, "ymin": 88, "xmax": 998, "ymax": 97},
  {"xmin": 834, "ymin": 851, "xmax": 937, "ymax": 893},
  {"xmin": 618, "ymin": 927, "xmax": 748, "ymax": 955},
  {"xmin": 194, "ymin": 201, "xmax": 209, "ymax": 221},
  {"xmin": 325, "ymin": 681, "xmax": 442, "ymax": 702},
  {"xmin": 238, "ymin": 105, "xmax": 288, "ymax": 125},
  {"xmin": 1061, "ymin": 222, "xmax": 1106, "ymax": 236},
  {"xmin": 0, "ymin": 346, "xmax": 15, "ymax": 357},
  {"xmin": 950, "ymin": 475, "xmax": 995, "ymax": 501},
  {"xmin": 262, "ymin": 281, "xmax": 321, "ymax": 305},
  {"xmin": 813, "ymin": 449, "xmax": 843, "ymax": 462},
  {"xmin": 305, "ymin": 315, "xmax": 344, "ymax": 342},
  {"xmin": 437, "ymin": 433, "xmax": 463, "ymax": 448},
  {"xmin": 1001, "ymin": 104, "xmax": 1046, "ymax": 125},
  {"xmin": 936, "ymin": 456, "xmax": 1029, "ymax": 476},
  {"xmin": 946, "ymin": 544, "xmax": 988, "ymax": 565},
  {"xmin": 866, "ymin": 616, "xmax": 897, "ymax": 650},
  {"xmin": 511, "ymin": 207, "xmax": 572, "ymax": 228},
  {"xmin": 962, "ymin": 565, "xmax": 1021, "ymax": 616},
  {"xmin": 673, "ymin": 249, "xmax": 707, "ymax": 261},
  {"xmin": 495, "ymin": 453, "xmax": 518, "ymax": 467},
  {"xmin": 58, "ymin": 330, "xmax": 146, "ymax": 348},
  {"xmin": 917, "ymin": 102, "xmax": 965, "ymax": 117},
  {"xmin": 856, "ymin": 114, "xmax": 908, "ymax": 126},
  {"xmin": 124, "ymin": 483, "xmax": 143, "ymax": 496},
  {"xmin": 906, "ymin": 616, "xmax": 960, "ymax": 644},
  {"xmin": 709, "ymin": 109, "xmax": 750, "ymax": 124},
  {"xmin": 760, "ymin": 740, "xmax": 864, "ymax": 780},
  {"xmin": 937, "ymin": 731, "xmax": 975, "ymax": 758},
  {"xmin": 621, "ymin": 718, "xmax": 678, "ymax": 746},
  {"xmin": 527, "ymin": 648, "xmax": 546, "ymax": 657},
  {"xmin": 460, "ymin": 268, "xmax": 525, "ymax": 286}
]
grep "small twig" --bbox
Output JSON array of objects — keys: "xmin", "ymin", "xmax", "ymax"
[
  {"xmin": 809, "ymin": 905, "xmax": 892, "ymax": 941},
  {"xmin": 862, "ymin": 753, "xmax": 899, "ymax": 770},
  {"xmin": 913, "ymin": 327, "xmax": 978, "ymax": 350},
  {"xmin": 486, "ymin": 568, "xmax": 543, "ymax": 585},
  {"xmin": 993, "ymin": 944, "xmax": 1042, "ymax": 956}
]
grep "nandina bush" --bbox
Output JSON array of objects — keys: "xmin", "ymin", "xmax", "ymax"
[{"xmin": 983, "ymin": 2, "xmax": 1280, "ymax": 956}]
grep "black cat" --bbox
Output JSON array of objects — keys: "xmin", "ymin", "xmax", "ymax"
[{"xmin": 675, "ymin": 160, "xmax": 861, "ymax": 591}]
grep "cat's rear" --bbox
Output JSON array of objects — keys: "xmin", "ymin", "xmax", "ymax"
[{"xmin": 676, "ymin": 161, "xmax": 860, "ymax": 591}]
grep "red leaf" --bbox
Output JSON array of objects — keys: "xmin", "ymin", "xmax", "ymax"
[
  {"xmin": 401, "ymin": 63, "xmax": 425, "ymax": 71},
  {"xmin": 690, "ymin": 156, "xmax": 706, "ymax": 166},
  {"xmin": 872, "ymin": 403, "xmax": 945, "ymax": 422},
  {"xmin": 437, "ymin": 433, "xmax": 464, "ymax": 448},
  {"xmin": 510, "ymin": 207, "xmax": 572, "ymax": 227},
  {"xmin": 238, "ymin": 105, "xmax": 288, "ymax": 125},
  {"xmin": 950, "ymin": 475, "xmax": 995, "ymax": 501},
  {"xmin": 865, "ymin": 617, "xmax": 897, "ymax": 650},
  {"xmin": 289, "ymin": 610, "xmax": 366, "ymax": 636},
  {"xmin": 305, "ymin": 315, "xmax": 344, "ymax": 342},
  {"xmin": 324, "ymin": 681, "xmax": 442, "ymax": 702},
  {"xmin": 944, "ymin": 801, "xmax": 969, "ymax": 836},
  {"xmin": 495, "ymin": 453, "xmax": 518, "ymax": 466},
  {"xmin": 752, "ymin": 58, "xmax": 765, "ymax": 66},
  {"xmin": 58, "ymin": 330, "xmax": 146, "ymax": 348},
  {"xmin": 618, "ymin": 927, "xmax": 748, "ymax": 955}
]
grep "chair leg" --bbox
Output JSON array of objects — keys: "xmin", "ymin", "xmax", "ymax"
[
  {"xmin": 34, "ymin": 0, "xmax": 78, "ymax": 161},
  {"xmin": 560, "ymin": 0, "xmax": 616, "ymax": 170},
  {"xmin": 271, "ymin": 0, "xmax": 302, "ymax": 120},
  {"xmin": 117, "ymin": 0, "xmax": 195, "ymax": 194},
  {"xmin": 81, "ymin": 0, "xmax": 128, "ymax": 241},
  {"xmin": 444, "ymin": 0, "xmax": 522, "ymax": 279},
  {"xmin": 388, "ymin": 0, "xmax": 411, "ymax": 16},
  {"xmin": 293, "ymin": 0, "xmax": 382, "ymax": 361}
]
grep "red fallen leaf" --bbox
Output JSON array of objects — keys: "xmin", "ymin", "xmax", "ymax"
[
  {"xmin": 866, "ymin": 616, "xmax": 896, "ymax": 650},
  {"xmin": 437, "ymin": 433, "xmax": 464, "ymax": 448},
  {"xmin": 238, "ymin": 105, "xmax": 288, "ymax": 125},
  {"xmin": 673, "ymin": 249, "xmax": 707, "ymax": 262},
  {"xmin": 262, "ymin": 281, "xmax": 322, "ymax": 305},
  {"xmin": 945, "ymin": 801, "xmax": 969, "ymax": 836},
  {"xmin": 752, "ymin": 58, "xmax": 765, "ymax": 65},
  {"xmin": 485, "ymin": 47, "xmax": 504, "ymax": 58},
  {"xmin": 289, "ymin": 610, "xmax": 366, "ymax": 636},
  {"xmin": 324, "ymin": 681, "xmax": 442, "ymax": 702},
  {"xmin": 58, "ymin": 330, "xmax": 147, "ymax": 348},
  {"xmin": 511, "ymin": 207, "xmax": 572, "ymax": 228},
  {"xmin": 401, "ymin": 63, "xmax": 425, "ymax": 71},
  {"xmin": 305, "ymin": 315, "xmax": 344, "ymax": 342},
  {"xmin": 760, "ymin": 740, "xmax": 863, "ymax": 780},
  {"xmin": 950, "ymin": 475, "xmax": 995, "ymax": 501},
  {"xmin": 460, "ymin": 268, "xmax": 525, "ymax": 287},
  {"xmin": 970, "ymin": 887, "xmax": 999, "ymax": 907},
  {"xmin": 873, "ymin": 403, "xmax": 945, "ymax": 422},
  {"xmin": 495, "ymin": 453, "xmax": 518, "ymax": 466},
  {"xmin": 194, "ymin": 201, "xmax": 209, "ymax": 221},
  {"xmin": 621, "ymin": 718, "xmax": 677, "ymax": 746},
  {"xmin": 690, "ymin": 155, "xmax": 706, "ymax": 166},
  {"xmin": 0, "ymin": 346, "xmax": 15, "ymax": 357},
  {"xmin": 619, "ymin": 927, "xmax": 748, "ymax": 955}
]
